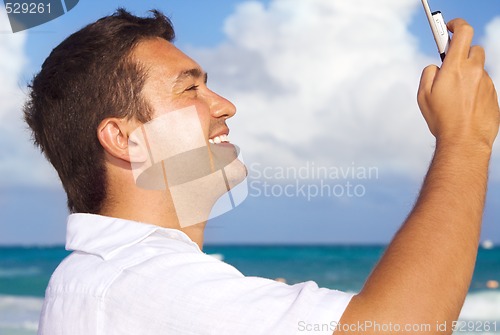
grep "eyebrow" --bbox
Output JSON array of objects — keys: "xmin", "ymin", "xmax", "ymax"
[{"xmin": 174, "ymin": 68, "xmax": 208, "ymax": 85}]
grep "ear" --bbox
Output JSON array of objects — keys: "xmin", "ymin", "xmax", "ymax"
[{"xmin": 97, "ymin": 118, "xmax": 147, "ymax": 163}]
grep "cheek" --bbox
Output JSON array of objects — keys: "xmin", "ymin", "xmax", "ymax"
[
  {"xmin": 193, "ymin": 103, "xmax": 211, "ymax": 139},
  {"xmin": 144, "ymin": 88, "xmax": 211, "ymax": 139}
]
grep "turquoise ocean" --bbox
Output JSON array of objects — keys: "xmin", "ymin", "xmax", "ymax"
[{"xmin": 0, "ymin": 245, "xmax": 499, "ymax": 334}]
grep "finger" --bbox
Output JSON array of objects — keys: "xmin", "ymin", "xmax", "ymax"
[
  {"xmin": 419, "ymin": 65, "xmax": 439, "ymax": 96},
  {"xmin": 446, "ymin": 18, "xmax": 469, "ymax": 34},
  {"xmin": 418, "ymin": 65, "xmax": 439, "ymax": 109},
  {"xmin": 469, "ymin": 45, "xmax": 485, "ymax": 66},
  {"xmin": 445, "ymin": 19, "xmax": 475, "ymax": 62}
]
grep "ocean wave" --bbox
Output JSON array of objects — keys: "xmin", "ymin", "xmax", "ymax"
[
  {"xmin": 0, "ymin": 295, "xmax": 42, "ymax": 335},
  {"xmin": 0, "ymin": 267, "xmax": 41, "ymax": 278},
  {"xmin": 460, "ymin": 291, "xmax": 500, "ymax": 320}
]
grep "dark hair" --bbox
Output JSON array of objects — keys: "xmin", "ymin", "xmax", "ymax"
[{"xmin": 24, "ymin": 8, "xmax": 175, "ymax": 213}]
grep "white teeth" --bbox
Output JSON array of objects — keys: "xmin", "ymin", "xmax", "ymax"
[{"xmin": 209, "ymin": 134, "xmax": 230, "ymax": 144}]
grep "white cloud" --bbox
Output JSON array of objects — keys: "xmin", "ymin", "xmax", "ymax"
[
  {"xmin": 0, "ymin": 8, "xmax": 26, "ymax": 122},
  {"xmin": 190, "ymin": 0, "xmax": 491, "ymax": 179},
  {"xmin": 0, "ymin": 7, "xmax": 60, "ymax": 187},
  {"xmin": 3, "ymin": 2, "xmax": 498, "ymax": 188},
  {"xmin": 484, "ymin": 16, "xmax": 500, "ymax": 181},
  {"xmin": 484, "ymin": 17, "xmax": 500, "ymax": 84}
]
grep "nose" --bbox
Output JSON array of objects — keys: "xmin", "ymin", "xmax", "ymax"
[{"xmin": 209, "ymin": 91, "xmax": 236, "ymax": 119}]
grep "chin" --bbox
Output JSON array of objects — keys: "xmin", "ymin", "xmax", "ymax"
[
  {"xmin": 224, "ymin": 157, "xmax": 248, "ymax": 190},
  {"xmin": 209, "ymin": 142, "xmax": 247, "ymax": 189}
]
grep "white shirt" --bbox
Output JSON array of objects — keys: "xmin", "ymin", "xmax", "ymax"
[{"xmin": 38, "ymin": 214, "xmax": 353, "ymax": 335}]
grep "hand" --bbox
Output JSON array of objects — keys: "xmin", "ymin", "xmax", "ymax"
[{"xmin": 417, "ymin": 19, "xmax": 499, "ymax": 150}]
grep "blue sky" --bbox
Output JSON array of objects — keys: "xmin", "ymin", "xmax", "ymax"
[{"xmin": 1, "ymin": 0, "xmax": 499, "ymax": 245}]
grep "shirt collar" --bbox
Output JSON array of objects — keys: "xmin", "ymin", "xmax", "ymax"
[{"xmin": 66, "ymin": 213, "xmax": 199, "ymax": 260}]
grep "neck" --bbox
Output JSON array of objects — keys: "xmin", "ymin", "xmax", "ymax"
[
  {"xmin": 100, "ymin": 178, "xmax": 208, "ymax": 250},
  {"xmin": 100, "ymin": 158, "xmax": 225, "ymax": 250},
  {"xmin": 180, "ymin": 223, "xmax": 207, "ymax": 249}
]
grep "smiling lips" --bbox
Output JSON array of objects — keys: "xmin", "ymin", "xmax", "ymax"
[{"xmin": 209, "ymin": 134, "xmax": 230, "ymax": 144}]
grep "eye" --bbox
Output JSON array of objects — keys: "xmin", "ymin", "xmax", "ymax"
[{"xmin": 186, "ymin": 85, "xmax": 199, "ymax": 92}]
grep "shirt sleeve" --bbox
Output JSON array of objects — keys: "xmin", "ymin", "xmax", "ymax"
[{"xmin": 103, "ymin": 250, "xmax": 354, "ymax": 335}]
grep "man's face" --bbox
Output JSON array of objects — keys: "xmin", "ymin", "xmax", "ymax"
[
  {"xmin": 133, "ymin": 37, "xmax": 235, "ymax": 144},
  {"xmin": 129, "ymin": 38, "xmax": 247, "ymax": 227}
]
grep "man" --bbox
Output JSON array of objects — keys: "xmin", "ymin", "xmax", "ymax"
[{"xmin": 25, "ymin": 8, "xmax": 498, "ymax": 335}]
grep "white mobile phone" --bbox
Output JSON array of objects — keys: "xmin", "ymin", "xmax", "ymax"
[{"xmin": 421, "ymin": 0, "xmax": 450, "ymax": 61}]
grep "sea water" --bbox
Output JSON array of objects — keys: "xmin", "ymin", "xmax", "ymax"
[{"xmin": 1, "ymin": 245, "xmax": 499, "ymax": 334}]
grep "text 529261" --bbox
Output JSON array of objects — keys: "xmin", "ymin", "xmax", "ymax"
[{"xmin": 5, "ymin": 2, "xmax": 51, "ymax": 14}]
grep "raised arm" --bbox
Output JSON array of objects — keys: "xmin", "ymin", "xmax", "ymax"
[{"xmin": 336, "ymin": 19, "xmax": 500, "ymax": 334}]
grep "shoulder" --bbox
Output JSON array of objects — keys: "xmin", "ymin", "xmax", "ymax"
[{"xmin": 46, "ymin": 233, "xmax": 240, "ymax": 297}]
